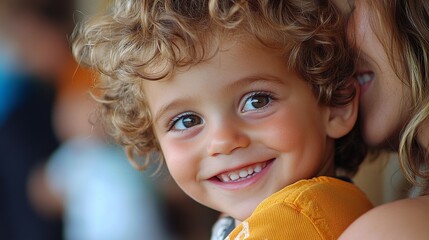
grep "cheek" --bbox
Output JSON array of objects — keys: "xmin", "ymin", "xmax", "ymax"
[
  {"xmin": 159, "ymin": 139, "xmax": 200, "ymax": 187},
  {"xmin": 262, "ymin": 109, "xmax": 329, "ymax": 174},
  {"xmin": 360, "ymin": 69, "xmax": 410, "ymax": 146},
  {"xmin": 160, "ymin": 139, "xmax": 213, "ymax": 209},
  {"xmin": 261, "ymin": 109, "xmax": 326, "ymax": 151}
]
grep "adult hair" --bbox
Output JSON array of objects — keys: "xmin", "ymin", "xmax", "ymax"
[
  {"xmin": 356, "ymin": 0, "xmax": 429, "ymax": 195},
  {"xmin": 72, "ymin": 0, "xmax": 365, "ymax": 174}
]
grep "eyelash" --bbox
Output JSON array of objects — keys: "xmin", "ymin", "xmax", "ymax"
[
  {"xmin": 166, "ymin": 91, "xmax": 276, "ymax": 132},
  {"xmin": 167, "ymin": 112, "xmax": 198, "ymax": 131},
  {"xmin": 241, "ymin": 91, "xmax": 275, "ymax": 112}
]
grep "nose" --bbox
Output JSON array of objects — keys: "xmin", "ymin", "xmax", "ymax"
[{"xmin": 207, "ymin": 120, "xmax": 250, "ymax": 156}]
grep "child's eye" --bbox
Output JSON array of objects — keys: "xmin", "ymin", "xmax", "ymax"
[
  {"xmin": 169, "ymin": 113, "xmax": 203, "ymax": 131},
  {"xmin": 241, "ymin": 92, "xmax": 273, "ymax": 112}
]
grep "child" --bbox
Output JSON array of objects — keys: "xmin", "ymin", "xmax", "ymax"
[{"xmin": 72, "ymin": 0, "xmax": 373, "ymax": 239}]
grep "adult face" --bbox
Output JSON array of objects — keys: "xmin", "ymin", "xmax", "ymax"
[{"xmin": 348, "ymin": 0, "xmax": 411, "ymax": 149}]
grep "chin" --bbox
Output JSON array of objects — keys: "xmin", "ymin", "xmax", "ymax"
[
  {"xmin": 363, "ymin": 132, "xmax": 399, "ymax": 151},
  {"xmin": 228, "ymin": 202, "xmax": 261, "ymax": 221}
]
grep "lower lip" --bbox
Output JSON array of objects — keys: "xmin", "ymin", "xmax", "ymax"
[{"xmin": 209, "ymin": 159, "xmax": 274, "ymax": 191}]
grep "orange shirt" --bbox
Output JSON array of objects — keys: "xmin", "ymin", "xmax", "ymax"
[{"xmin": 227, "ymin": 176, "xmax": 373, "ymax": 240}]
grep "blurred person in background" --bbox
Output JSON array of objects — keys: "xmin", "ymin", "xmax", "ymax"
[
  {"xmin": 0, "ymin": 0, "xmax": 71, "ymax": 239},
  {"xmin": 28, "ymin": 62, "xmax": 174, "ymax": 240},
  {"xmin": 1, "ymin": 0, "xmax": 219, "ymax": 238},
  {"xmin": 1, "ymin": 0, "xmax": 175, "ymax": 239}
]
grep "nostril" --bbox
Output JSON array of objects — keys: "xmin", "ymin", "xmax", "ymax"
[{"xmin": 206, "ymin": 121, "xmax": 250, "ymax": 156}]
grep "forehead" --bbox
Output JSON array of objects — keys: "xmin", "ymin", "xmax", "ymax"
[
  {"xmin": 178, "ymin": 28, "xmax": 290, "ymax": 66},
  {"xmin": 143, "ymin": 33, "xmax": 287, "ymax": 80},
  {"xmin": 141, "ymin": 37, "xmax": 291, "ymax": 109},
  {"xmin": 181, "ymin": 37, "xmax": 286, "ymax": 77}
]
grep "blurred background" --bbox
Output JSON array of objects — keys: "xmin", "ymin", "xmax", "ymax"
[
  {"xmin": 0, "ymin": 0, "xmax": 409, "ymax": 240},
  {"xmin": 0, "ymin": 0, "xmax": 218, "ymax": 239}
]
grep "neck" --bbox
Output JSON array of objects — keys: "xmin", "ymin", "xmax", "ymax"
[{"xmin": 317, "ymin": 140, "xmax": 336, "ymax": 177}]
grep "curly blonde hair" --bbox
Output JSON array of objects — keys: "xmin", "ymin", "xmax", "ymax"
[
  {"xmin": 72, "ymin": 0, "xmax": 365, "ymax": 174},
  {"xmin": 358, "ymin": 0, "xmax": 429, "ymax": 196}
]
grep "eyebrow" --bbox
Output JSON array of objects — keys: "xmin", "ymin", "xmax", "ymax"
[
  {"xmin": 152, "ymin": 74, "xmax": 284, "ymax": 124},
  {"xmin": 153, "ymin": 98, "xmax": 193, "ymax": 124}
]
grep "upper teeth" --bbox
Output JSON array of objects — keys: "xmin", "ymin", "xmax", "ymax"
[
  {"xmin": 356, "ymin": 72, "xmax": 374, "ymax": 85},
  {"xmin": 218, "ymin": 162, "xmax": 267, "ymax": 182}
]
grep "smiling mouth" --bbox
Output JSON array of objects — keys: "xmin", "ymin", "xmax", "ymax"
[{"xmin": 216, "ymin": 161, "xmax": 270, "ymax": 183}]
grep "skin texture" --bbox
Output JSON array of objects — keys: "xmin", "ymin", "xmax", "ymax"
[
  {"xmin": 338, "ymin": 0, "xmax": 429, "ymax": 239},
  {"xmin": 340, "ymin": 196, "xmax": 429, "ymax": 239},
  {"xmin": 350, "ymin": 0, "xmax": 411, "ymax": 149},
  {"xmin": 142, "ymin": 39, "xmax": 358, "ymax": 221}
]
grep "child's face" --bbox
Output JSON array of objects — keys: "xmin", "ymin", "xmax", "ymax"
[{"xmin": 143, "ymin": 40, "xmax": 336, "ymax": 220}]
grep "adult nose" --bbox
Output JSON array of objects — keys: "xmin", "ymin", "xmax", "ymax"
[{"xmin": 206, "ymin": 120, "xmax": 250, "ymax": 156}]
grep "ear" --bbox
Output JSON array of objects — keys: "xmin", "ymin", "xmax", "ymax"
[{"xmin": 326, "ymin": 82, "xmax": 360, "ymax": 139}]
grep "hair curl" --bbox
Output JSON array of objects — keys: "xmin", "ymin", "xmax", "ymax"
[{"xmin": 72, "ymin": 0, "xmax": 365, "ymax": 174}]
